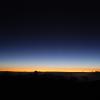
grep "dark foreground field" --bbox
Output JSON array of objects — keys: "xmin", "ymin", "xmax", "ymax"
[
  {"xmin": 0, "ymin": 71, "xmax": 100, "ymax": 97},
  {"xmin": 0, "ymin": 71, "xmax": 100, "ymax": 85}
]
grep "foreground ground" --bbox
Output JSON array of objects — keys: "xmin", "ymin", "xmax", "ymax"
[
  {"xmin": 0, "ymin": 71, "xmax": 100, "ymax": 84},
  {"xmin": 0, "ymin": 71, "xmax": 100, "ymax": 97}
]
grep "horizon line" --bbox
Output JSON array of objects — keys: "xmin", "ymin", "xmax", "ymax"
[{"xmin": 0, "ymin": 66, "xmax": 100, "ymax": 72}]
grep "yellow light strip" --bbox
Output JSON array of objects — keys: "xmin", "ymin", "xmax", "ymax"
[{"xmin": 0, "ymin": 66, "xmax": 100, "ymax": 72}]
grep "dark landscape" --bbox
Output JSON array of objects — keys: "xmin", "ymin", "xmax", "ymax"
[
  {"xmin": 0, "ymin": 71, "xmax": 100, "ymax": 97},
  {"xmin": 1, "ymin": 71, "xmax": 100, "ymax": 85}
]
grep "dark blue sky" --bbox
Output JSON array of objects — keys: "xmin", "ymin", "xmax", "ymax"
[{"xmin": 0, "ymin": 1, "xmax": 100, "ymax": 67}]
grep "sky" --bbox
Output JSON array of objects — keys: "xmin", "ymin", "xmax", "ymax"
[{"xmin": 0, "ymin": 1, "xmax": 100, "ymax": 71}]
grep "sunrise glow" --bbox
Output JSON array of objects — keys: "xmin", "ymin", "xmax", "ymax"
[{"xmin": 0, "ymin": 65, "xmax": 100, "ymax": 72}]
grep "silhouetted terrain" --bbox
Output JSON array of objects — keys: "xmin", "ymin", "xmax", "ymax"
[
  {"xmin": 0, "ymin": 71, "xmax": 100, "ymax": 83},
  {"xmin": 0, "ymin": 71, "xmax": 100, "ymax": 97}
]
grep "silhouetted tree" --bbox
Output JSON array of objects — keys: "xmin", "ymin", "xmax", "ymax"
[{"xmin": 34, "ymin": 71, "xmax": 38, "ymax": 76}]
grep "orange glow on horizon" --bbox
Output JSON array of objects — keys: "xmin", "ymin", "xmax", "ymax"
[{"xmin": 0, "ymin": 65, "xmax": 100, "ymax": 72}]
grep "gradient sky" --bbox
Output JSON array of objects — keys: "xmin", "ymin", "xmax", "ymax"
[{"xmin": 0, "ymin": 1, "xmax": 100, "ymax": 70}]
